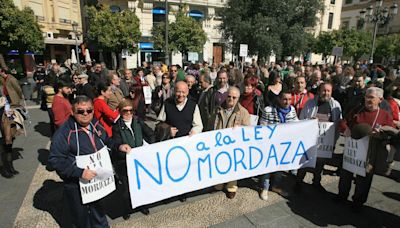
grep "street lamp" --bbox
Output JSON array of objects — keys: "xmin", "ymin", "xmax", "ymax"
[
  {"xmin": 71, "ymin": 22, "xmax": 80, "ymax": 65},
  {"xmin": 165, "ymin": 0, "xmax": 170, "ymax": 66},
  {"xmin": 360, "ymin": 0, "xmax": 398, "ymax": 63}
]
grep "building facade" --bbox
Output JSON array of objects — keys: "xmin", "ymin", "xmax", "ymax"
[
  {"xmin": 341, "ymin": 0, "xmax": 400, "ymax": 34},
  {"xmin": 13, "ymin": 0, "xmax": 83, "ymax": 64},
  {"xmin": 307, "ymin": 0, "xmax": 343, "ymax": 64},
  {"xmin": 97, "ymin": 0, "xmax": 230, "ymax": 67}
]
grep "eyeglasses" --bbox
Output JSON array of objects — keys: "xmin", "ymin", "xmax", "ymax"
[
  {"xmin": 227, "ymin": 96, "xmax": 238, "ymax": 99},
  {"xmin": 121, "ymin": 108, "xmax": 133, "ymax": 114},
  {"xmin": 171, "ymin": 70, "xmax": 177, "ymax": 72},
  {"xmin": 75, "ymin": 109, "xmax": 93, "ymax": 115},
  {"xmin": 162, "ymin": 77, "xmax": 170, "ymax": 79}
]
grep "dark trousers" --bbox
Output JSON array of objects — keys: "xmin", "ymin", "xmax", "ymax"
[
  {"xmin": 297, "ymin": 158, "xmax": 326, "ymax": 184},
  {"xmin": 63, "ymin": 184, "xmax": 109, "ymax": 228},
  {"xmin": 338, "ymin": 169, "xmax": 374, "ymax": 205}
]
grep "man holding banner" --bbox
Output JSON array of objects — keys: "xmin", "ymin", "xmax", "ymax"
[
  {"xmin": 297, "ymin": 82, "xmax": 342, "ymax": 192},
  {"xmin": 337, "ymin": 87, "xmax": 394, "ymax": 212},
  {"xmin": 49, "ymin": 96, "xmax": 131, "ymax": 227},
  {"xmin": 212, "ymin": 86, "xmax": 250, "ymax": 199}
]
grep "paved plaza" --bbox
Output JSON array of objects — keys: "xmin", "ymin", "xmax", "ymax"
[{"xmin": 1, "ymin": 106, "xmax": 399, "ymax": 228}]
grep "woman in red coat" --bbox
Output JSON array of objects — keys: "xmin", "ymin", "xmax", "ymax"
[{"xmin": 93, "ymin": 82, "xmax": 119, "ymax": 136}]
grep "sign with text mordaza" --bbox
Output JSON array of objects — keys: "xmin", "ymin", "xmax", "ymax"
[
  {"xmin": 342, "ymin": 136, "xmax": 369, "ymax": 177},
  {"xmin": 126, "ymin": 120, "xmax": 319, "ymax": 208},
  {"xmin": 317, "ymin": 122, "xmax": 335, "ymax": 158},
  {"xmin": 76, "ymin": 147, "xmax": 116, "ymax": 204}
]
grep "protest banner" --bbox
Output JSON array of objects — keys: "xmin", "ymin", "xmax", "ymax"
[
  {"xmin": 317, "ymin": 122, "xmax": 336, "ymax": 158},
  {"xmin": 127, "ymin": 120, "xmax": 318, "ymax": 208},
  {"xmin": 76, "ymin": 147, "xmax": 116, "ymax": 204},
  {"xmin": 342, "ymin": 136, "xmax": 369, "ymax": 177}
]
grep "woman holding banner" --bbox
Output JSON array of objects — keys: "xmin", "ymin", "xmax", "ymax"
[{"xmin": 112, "ymin": 99, "xmax": 155, "ymax": 219}]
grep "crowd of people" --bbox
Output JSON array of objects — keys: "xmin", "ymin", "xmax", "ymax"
[{"xmin": 1, "ymin": 58, "xmax": 400, "ymax": 227}]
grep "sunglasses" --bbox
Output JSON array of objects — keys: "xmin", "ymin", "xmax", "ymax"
[
  {"xmin": 170, "ymin": 70, "xmax": 177, "ymax": 72},
  {"xmin": 75, "ymin": 109, "xmax": 93, "ymax": 115},
  {"xmin": 162, "ymin": 76, "xmax": 170, "ymax": 79},
  {"xmin": 121, "ymin": 108, "xmax": 133, "ymax": 114},
  {"xmin": 227, "ymin": 96, "xmax": 238, "ymax": 99}
]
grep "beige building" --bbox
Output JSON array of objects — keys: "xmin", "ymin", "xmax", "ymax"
[
  {"xmin": 98, "ymin": 0, "xmax": 230, "ymax": 66},
  {"xmin": 307, "ymin": 0, "xmax": 343, "ymax": 64},
  {"xmin": 341, "ymin": 0, "xmax": 400, "ymax": 34},
  {"xmin": 13, "ymin": 0, "xmax": 83, "ymax": 63}
]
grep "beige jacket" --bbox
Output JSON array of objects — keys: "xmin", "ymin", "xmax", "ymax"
[{"xmin": 213, "ymin": 103, "xmax": 250, "ymax": 130}]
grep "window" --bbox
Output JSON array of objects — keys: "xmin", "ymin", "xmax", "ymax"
[
  {"xmin": 356, "ymin": 19, "xmax": 364, "ymax": 30},
  {"xmin": 330, "ymin": 0, "xmax": 335, "ymax": 4},
  {"xmin": 341, "ymin": 21, "xmax": 350, "ymax": 29},
  {"xmin": 328, "ymin": 13, "xmax": 334, "ymax": 29},
  {"xmin": 345, "ymin": 0, "xmax": 353, "ymax": 4}
]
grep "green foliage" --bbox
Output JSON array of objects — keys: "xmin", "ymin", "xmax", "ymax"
[
  {"xmin": 0, "ymin": 0, "xmax": 44, "ymax": 54},
  {"xmin": 375, "ymin": 34, "xmax": 400, "ymax": 60},
  {"xmin": 219, "ymin": 0, "xmax": 324, "ymax": 60},
  {"xmin": 152, "ymin": 10, "xmax": 207, "ymax": 55},
  {"xmin": 86, "ymin": 6, "xmax": 141, "ymax": 53},
  {"xmin": 314, "ymin": 29, "xmax": 372, "ymax": 61}
]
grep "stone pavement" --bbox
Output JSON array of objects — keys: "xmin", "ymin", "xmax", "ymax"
[{"xmin": 6, "ymin": 106, "xmax": 400, "ymax": 227}]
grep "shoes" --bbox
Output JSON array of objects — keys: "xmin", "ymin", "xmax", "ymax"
[
  {"xmin": 0, "ymin": 166, "xmax": 13, "ymax": 178},
  {"xmin": 226, "ymin": 191, "xmax": 236, "ymax": 199},
  {"xmin": 140, "ymin": 207, "xmax": 150, "ymax": 215},
  {"xmin": 312, "ymin": 183, "xmax": 326, "ymax": 193},
  {"xmin": 259, "ymin": 189, "xmax": 268, "ymax": 201},
  {"xmin": 271, "ymin": 187, "xmax": 289, "ymax": 197},
  {"xmin": 179, "ymin": 195, "xmax": 187, "ymax": 202},
  {"xmin": 9, "ymin": 161, "xmax": 19, "ymax": 175},
  {"xmin": 122, "ymin": 214, "xmax": 131, "ymax": 220}
]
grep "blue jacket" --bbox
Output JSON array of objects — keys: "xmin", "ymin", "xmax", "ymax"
[{"xmin": 48, "ymin": 116, "xmax": 114, "ymax": 184}]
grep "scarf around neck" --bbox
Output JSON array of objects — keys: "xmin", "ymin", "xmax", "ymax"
[{"xmin": 277, "ymin": 106, "xmax": 291, "ymax": 123}]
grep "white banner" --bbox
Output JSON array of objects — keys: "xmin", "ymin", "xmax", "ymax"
[
  {"xmin": 317, "ymin": 122, "xmax": 336, "ymax": 158},
  {"xmin": 127, "ymin": 120, "xmax": 319, "ymax": 208},
  {"xmin": 239, "ymin": 44, "xmax": 248, "ymax": 57},
  {"xmin": 76, "ymin": 147, "xmax": 116, "ymax": 204},
  {"xmin": 342, "ymin": 136, "xmax": 369, "ymax": 177}
]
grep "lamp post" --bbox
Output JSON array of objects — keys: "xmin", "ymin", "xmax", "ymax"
[
  {"xmin": 165, "ymin": 0, "xmax": 170, "ymax": 66},
  {"xmin": 71, "ymin": 22, "xmax": 80, "ymax": 65},
  {"xmin": 360, "ymin": 0, "xmax": 398, "ymax": 64}
]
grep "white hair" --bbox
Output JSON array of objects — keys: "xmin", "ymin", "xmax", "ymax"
[{"xmin": 366, "ymin": 87, "xmax": 383, "ymax": 98}]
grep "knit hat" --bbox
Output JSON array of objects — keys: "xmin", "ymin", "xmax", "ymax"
[{"xmin": 351, "ymin": 123, "xmax": 372, "ymax": 139}]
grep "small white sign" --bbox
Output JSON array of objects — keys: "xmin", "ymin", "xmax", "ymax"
[
  {"xmin": 331, "ymin": 47, "xmax": 343, "ymax": 57},
  {"xmin": 249, "ymin": 114, "xmax": 259, "ymax": 126},
  {"xmin": 239, "ymin": 44, "xmax": 248, "ymax": 57},
  {"xmin": 188, "ymin": 52, "xmax": 199, "ymax": 62},
  {"xmin": 143, "ymin": 86, "xmax": 152, "ymax": 104},
  {"xmin": 317, "ymin": 122, "xmax": 335, "ymax": 158},
  {"xmin": 76, "ymin": 146, "xmax": 116, "ymax": 204},
  {"xmin": 342, "ymin": 136, "xmax": 369, "ymax": 177}
]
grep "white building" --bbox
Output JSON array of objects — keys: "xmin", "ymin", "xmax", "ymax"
[
  {"xmin": 99, "ymin": 0, "xmax": 231, "ymax": 67},
  {"xmin": 308, "ymin": 0, "xmax": 343, "ymax": 64}
]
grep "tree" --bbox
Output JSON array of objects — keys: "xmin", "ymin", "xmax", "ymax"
[
  {"xmin": 152, "ymin": 9, "xmax": 207, "ymax": 62},
  {"xmin": 219, "ymin": 0, "xmax": 324, "ymax": 61},
  {"xmin": 314, "ymin": 31, "xmax": 335, "ymax": 62},
  {"xmin": 314, "ymin": 29, "xmax": 372, "ymax": 63},
  {"xmin": 375, "ymin": 34, "xmax": 400, "ymax": 63},
  {"xmin": 332, "ymin": 29, "xmax": 371, "ymax": 62},
  {"xmin": 86, "ymin": 5, "xmax": 141, "ymax": 67},
  {"xmin": 0, "ymin": 0, "xmax": 44, "ymax": 67}
]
